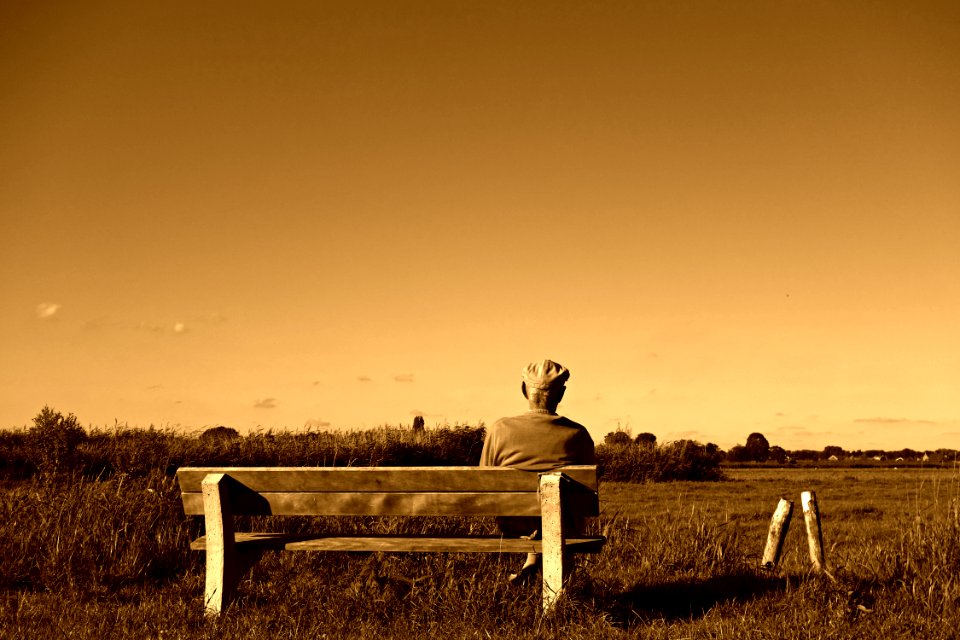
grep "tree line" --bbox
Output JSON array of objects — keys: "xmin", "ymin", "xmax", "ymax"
[{"xmin": 604, "ymin": 429, "xmax": 958, "ymax": 465}]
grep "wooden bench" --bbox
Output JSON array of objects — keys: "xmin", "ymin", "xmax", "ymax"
[{"xmin": 176, "ymin": 465, "xmax": 604, "ymax": 615}]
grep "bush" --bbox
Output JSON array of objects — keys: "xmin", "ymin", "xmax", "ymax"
[{"xmin": 26, "ymin": 406, "xmax": 88, "ymax": 478}]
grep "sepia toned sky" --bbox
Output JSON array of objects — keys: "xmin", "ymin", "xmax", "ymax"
[{"xmin": 2, "ymin": 1, "xmax": 958, "ymax": 450}]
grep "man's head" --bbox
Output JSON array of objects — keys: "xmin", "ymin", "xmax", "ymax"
[{"xmin": 520, "ymin": 359, "xmax": 569, "ymax": 413}]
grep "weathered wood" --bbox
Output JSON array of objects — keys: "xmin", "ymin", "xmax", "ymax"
[
  {"xmin": 761, "ymin": 498, "xmax": 794, "ymax": 570},
  {"xmin": 177, "ymin": 465, "xmax": 599, "ymax": 494},
  {"xmin": 179, "ymin": 466, "xmax": 604, "ymax": 616},
  {"xmin": 539, "ymin": 472, "xmax": 566, "ymax": 613},
  {"xmin": 202, "ymin": 474, "xmax": 241, "ymax": 615},
  {"xmin": 181, "ymin": 490, "xmax": 599, "ymax": 517},
  {"xmin": 189, "ymin": 533, "xmax": 606, "ymax": 553},
  {"xmin": 801, "ymin": 490, "xmax": 826, "ymax": 572}
]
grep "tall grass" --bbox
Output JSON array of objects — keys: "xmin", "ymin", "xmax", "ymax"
[
  {"xmin": 1, "ymin": 415, "xmax": 724, "ymax": 484},
  {"xmin": 6, "ymin": 411, "xmax": 958, "ymax": 637},
  {"xmin": 2, "ymin": 468, "xmax": 960, "ymax": 638},
  {"xmin": 596, "ymin": 439, "xmax": 725, "ymax": 482}
]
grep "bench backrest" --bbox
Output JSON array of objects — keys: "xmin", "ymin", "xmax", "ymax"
[{"xmin": 177, "ymin": 466, "xmax": 599, "ymax": 517}]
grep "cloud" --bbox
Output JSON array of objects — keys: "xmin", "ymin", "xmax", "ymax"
[
  {"xmin": 304, "ymin": 418, "xmax": 331, "ymax": 428},
  {"xmin": 357, "ymin": 376, "xmax": 373, "ymax": 382},
  {"xmin": 202, "ymin": 312, "xmax": 229, "ymax": 324},
  {"xmin": 136, "ymin": 321, "xmax": 165, "ymax": 333},
  {"xmin": 393, "ymin": 374, "xmax": 415, "ymax": 383},
  {"xmin": 854, "ymin": 417, "xmax": 937, "ymax": 425},
  {"xmin": 36, "ymin": 303, "xmax": 61, "ymax": 319},
  {"xmin": 253, "ymin": 398, "xmax": 277, "ymax": 409}
]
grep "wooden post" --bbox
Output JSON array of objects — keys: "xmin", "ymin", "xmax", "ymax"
[
  {"xmin": 539, "ymin": 472, "xmax": 566, "ymax": 613},
  {"xmin": 801, "ymin": 490, "xmax": 826, "ymax": 572},
  {"xmin": 201, "ymin": 473, "xmax": 241, "ymax": 615},
  {"xmin": 761, "ymin": 498, "xmax": 793, "ymax": 570}
]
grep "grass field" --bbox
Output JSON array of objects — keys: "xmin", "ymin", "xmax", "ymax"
[{"xmin": 2, "ymin": 465, "xmax": 958, "ymax": 639}]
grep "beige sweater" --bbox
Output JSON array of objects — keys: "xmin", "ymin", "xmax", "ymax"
[{"xmin": 479, "ymin": 411, "xmax": 596, "ymax": 472}]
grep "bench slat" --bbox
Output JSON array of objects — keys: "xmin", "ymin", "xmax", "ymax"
[
  {"xmin": 189, "ymin": 532, "xmax": 606, "ymax": 554},
  {"xmin": 176, "ymin": 466, "xmax": 598, "ymax": 493},
  {"xmin": 181, "ymin": 490, "xmax": 600, "ymax": 517}
]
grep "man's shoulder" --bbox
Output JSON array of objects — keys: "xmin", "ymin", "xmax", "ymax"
[
  {"xmin": 492, "ymin": 413, "xmax": 590, "ymax": 433},
  {"xmin": 555, "ymin": 415, "xmax": 589, "ymax": 431}
]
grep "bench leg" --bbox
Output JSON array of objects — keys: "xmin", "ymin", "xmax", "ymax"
[
  {"xmin": 202, "ymin": 473, "xmax": 264, "ymax": 615},
  {"xmin": 539, "ymin": 473, "xmax": 567, "ymax": 614}
]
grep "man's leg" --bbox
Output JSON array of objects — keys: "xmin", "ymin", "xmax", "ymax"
[{"xmin": 508, "ymin": 552, "xmax": 540, "ymax": 585}]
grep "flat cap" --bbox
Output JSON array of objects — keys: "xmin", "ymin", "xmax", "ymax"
[{"xmin": 521, "ymin": 359, "xmax": 570, "ymax": 390}]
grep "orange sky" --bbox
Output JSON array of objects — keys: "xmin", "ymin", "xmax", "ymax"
[{"xmin": 2, "ymin": 1, "xmax": 958, "ymax": 450}]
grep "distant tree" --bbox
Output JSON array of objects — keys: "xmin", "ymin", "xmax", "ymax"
[
  {"xmin": 412, "ymin": 415, "xmax": 426, "ymax": 432},
  {"xmin": 823, "ymin": 445, "xmax": 845, "ymax": 460},
  {"xmin": 634, "ymin": 432, "xmax": 657, "ymax": 447},
  {"xmin": 744, "ymin": 432, "xmax": 770, "ymax": 462},
  {"xmin": 769, "ymin": 445, "xmax": 787, "ymax": 464},
  {"xmin": 726, "ymin": 445, "xmax": 750, "ymax": 462},
  {"xmin": 604, "ymin": 431, "xmax": 632, "ymax": 446},
  {"xmin": 936, "ymin": 449, "xmax": 958, "ymax": 462}
]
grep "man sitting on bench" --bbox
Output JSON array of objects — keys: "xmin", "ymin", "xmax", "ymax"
[{"xmin": 480, "ymin": 359, "xmax": 596, "ymax": 584}]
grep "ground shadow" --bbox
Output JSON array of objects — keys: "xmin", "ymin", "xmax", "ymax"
[{"xmin": 601, "ymin": 573, "xmax": 794, "ymax": 627}]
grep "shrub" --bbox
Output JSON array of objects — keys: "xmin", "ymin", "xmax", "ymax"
[
  {"xmin": 200, "ymin": 425, "xmax": 241, "ymax": 446},
  {"xmin": 26, "ymin": 406, "xmax": 87, "ymax": 478}
]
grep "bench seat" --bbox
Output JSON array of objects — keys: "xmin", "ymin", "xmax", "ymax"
[{"xmin": 189, "ymin": 532, "xmax": 606, "ymax": 553}]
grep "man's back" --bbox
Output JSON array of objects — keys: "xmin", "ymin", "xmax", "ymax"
[{"xmin": 480, "ymin": 412, "xmax": 596, "ymax": 472}]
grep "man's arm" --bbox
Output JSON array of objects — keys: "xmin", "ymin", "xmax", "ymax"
[{"xmin": 479, "ymin": 425, "xmax": 497, "ymax": 466}]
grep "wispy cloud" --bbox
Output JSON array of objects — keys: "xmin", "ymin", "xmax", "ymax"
[
  {"xmin": 136, "ymin": 321, "xmax": 165, "ymax": 333},
  {"xmin": 357, "ymin": 376, "xmax": 373, "ymax": 382},
  {"xmin": 394, "ymin": 374, "xmax": 415, "ymax": 383},
  {"xmin": 36, "ymin": 303, "xmax": 61, "ymax": 319},
  {"xmin": 304, "ymin": 418, "xmax": 331, "ymax": 428},
  {"xmin": 254, "ymin": 398, "xmax": 277, "ymax": 409},
  {"xmin": 854, "ymin": 417, "xmax": 937, "ymax": 425}
]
